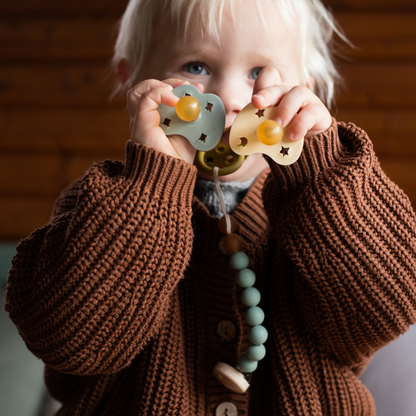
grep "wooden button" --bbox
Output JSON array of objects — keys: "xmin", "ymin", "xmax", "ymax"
[
  {"xmin": 215, "ymin": 401, "xmax": 238, "ymax": 416},
  {"xmin": 213, "ymin": 362, "xmax": 250, "ymax": 394},
  {"xmin": 217, "ymin": 320, "xmax": 237, "ymax": 342}
]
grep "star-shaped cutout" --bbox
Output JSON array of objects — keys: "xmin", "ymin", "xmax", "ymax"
[
  {"xmin": 205, "ymin": 103, "xmax": 213, "ymax": 112},
  {"xmin": 280, "ymin": 146, "xmax": 290, "ymax": 157},
  {"xmin": 162, "ymin": 118, "xmax": 171, "ymax": 127},
  {"xmin": 198, "ymin": 133, "xmax": 207, "ymax": 143},
  {"xmin": 206, "ymin": 156, "xmax": 214, "ymax": 165},
  {"xmin": 255, "ymin": 109, "xmax": 265, "ymax": 118}
]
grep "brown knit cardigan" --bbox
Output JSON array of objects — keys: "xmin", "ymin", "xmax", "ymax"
[{"xmin": 5, "ymin": 119, "xmax": 416, "ymax": 415}]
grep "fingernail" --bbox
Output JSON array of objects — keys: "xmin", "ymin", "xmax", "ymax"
[
  {"xmin": 276, "ymin": 118, "xmax": 283, "ymax": 126},
  {"xmin": 288, "ymin": 132, "xmax": 295, "ymax": 140},
  {"xmin": 253, "ymin": 94, "xmax": 263, "ymax": 101},
  {"xmin": 163, "ymin": 84, "xmax": 173, "ymax": 89}
]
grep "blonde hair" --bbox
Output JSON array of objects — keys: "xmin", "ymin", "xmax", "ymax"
[{"xmin": 112, "ymin": 0, "xmax": 347, "ymax": 107}]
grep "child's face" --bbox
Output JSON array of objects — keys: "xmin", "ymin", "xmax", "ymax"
[{"xmin": 141, "ymin": 1, "xmax": 303, "ymax": 181}]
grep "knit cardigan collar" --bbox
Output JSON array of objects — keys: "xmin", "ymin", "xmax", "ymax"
[{"xmin": 191, "ymin": 168, "xmax": 271, "ymax": 258}]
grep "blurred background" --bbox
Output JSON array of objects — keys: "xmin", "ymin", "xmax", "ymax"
[{"xmin": 0, "ymin": 0, "xmax": 415, "ymax": 415}]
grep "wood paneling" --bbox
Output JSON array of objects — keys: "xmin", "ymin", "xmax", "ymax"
[
  {"xmin": 0, "ymin": 151, "xmax": 123, "ymax": 196},
  {"xmin": 335, "ymin": 109, "xmax": 416, "ymax": 157},
  {"xmin": 0, "ymin": 109, "xmax": 129, "ymax": 152},
  {"xmin": 0, "ymin": 18, "xmax": 118, "ymax": 61},
  {"xmin": 0, "ymin": 153, "xmax": 62, "ymax": 194},
  {"xmin": 377, "ymin": 159, "xmax": 416, "ymax": 207},
  {"xmin": 0, "ymin": 197, "xmax": 57, "ymax": 240},
  {"xmin": 335, "ymin": 13, "xmax": 416, "ymax": 60},
  {"xmin": 337, "ymin": 63, "xmax": 416, "ymax": 107},
  {"xmin": 329, "ymin": 0, "xmax": 416, "ymax": 11},
  {"xmin": 0, "ymin": 1, "xmax": 415, "ymax": 240},
  {"xmin": 0, "ymin": 1, "xmax": 128, "ymax": 16},
  {"xmin": 0, "ymin": 65, "xmax": 117, "ymax": 107}
]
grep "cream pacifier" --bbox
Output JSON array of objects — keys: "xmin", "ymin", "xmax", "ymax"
[
  {"xmin": 229, "ymin": 103, "xmax": 304, "ymax": 165},
  {"xmin": 157, "ymin": 84, "xmax": 226, "ymax": 151}
]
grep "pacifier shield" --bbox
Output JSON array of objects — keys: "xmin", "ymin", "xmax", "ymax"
[
  {"xmin": 157, "ymin": 84, "xmax": 226, "ymax": 151},
  {"xmin": 229, "ymin": 103, "xmax": 304, "ymax": 165}
]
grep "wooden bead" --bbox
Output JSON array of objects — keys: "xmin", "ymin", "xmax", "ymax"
[
  {"xmin": 219, "ymin": 233, "xmax": 242, "ymax": 255},
  {"xmin": 217, "ymin": 215, "xmax": 238, "ymax": 235},
  {"xmin": 213, "ymin": 362, "xmax": 250, "ymax": 393}
]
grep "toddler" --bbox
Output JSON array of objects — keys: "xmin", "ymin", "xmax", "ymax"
[{"xmin": 5, "ymin": 0, "xmax": 416, "ymax": 415}]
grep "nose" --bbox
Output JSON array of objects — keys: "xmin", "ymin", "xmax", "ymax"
[{"xmin": 208, "ymin": 78, "xmax": 251, "ymax": 127}]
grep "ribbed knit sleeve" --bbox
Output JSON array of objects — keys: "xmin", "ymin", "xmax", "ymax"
[
  {"xmin": 263, "ymin": 119, "xmax": 416, "ymax": 366},
  {"xmin": 4, "ymin": 141, "xmax": 197, "ymax": 376}
]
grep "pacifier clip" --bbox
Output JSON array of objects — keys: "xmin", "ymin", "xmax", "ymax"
[{"xmin": 212, "ymin": 167, "xmax": 268, "ymax": 394}]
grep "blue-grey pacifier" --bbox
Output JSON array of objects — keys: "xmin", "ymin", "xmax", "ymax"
[{"xmin": 157, "ymin": 84, "xmax": 226, "ymax": 151}]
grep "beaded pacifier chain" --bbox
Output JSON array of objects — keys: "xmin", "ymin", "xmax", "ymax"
[
  {"xmin": 157, "ymin": 84, "xmax": 302, "ymax": 393},
  {"xmin": 211, "ymin": 166, "xmax": 268, "ymax": 394}
]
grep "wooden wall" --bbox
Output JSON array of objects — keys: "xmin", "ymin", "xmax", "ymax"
[{"xmin": 0, "ymin": 0, "xmax": 415, "ymax": 241}]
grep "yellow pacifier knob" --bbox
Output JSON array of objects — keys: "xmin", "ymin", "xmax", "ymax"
[
  {"xmin": 257, "ymin": 119, "xmax": 283, "ymax": 146},
  {"xmin": 175, "ymin": 96, "xmax": 201, "ymax": 122}
]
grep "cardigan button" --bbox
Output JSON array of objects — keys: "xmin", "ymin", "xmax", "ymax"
[
  {"xmin": 215, "ymin": 401, "xmax": 238, "ymax": 416},
  {"xmin": 217, "ymin": 320, "xmax": 237, "ymax": 342}
]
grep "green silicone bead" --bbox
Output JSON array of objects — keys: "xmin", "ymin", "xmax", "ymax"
[
  {"xmin": 241, "ymin": 287, "xmax": 261, "ymax": 307},
  {"xmin": 246, "ymin": 344, "xmax": 266, "ymax": 361},
  {"xmin": 244, "ymin": 306, "xmax": 265, "ymax": 326},
  {"xmin": 229, "ymin": 251, "xmax": 249, "ymax": 270},
  {"xmin": 238, "ymin": 354, "xmax": 258, "ymax": 373},
  {"xmin": 248, "ymin": 325, "xmax": 268, "ymax": 345},
  {"xmin": 236, "ymin": 268, "xmax": 256, "ymax": 288}
]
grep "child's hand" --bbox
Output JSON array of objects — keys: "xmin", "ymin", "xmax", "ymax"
[
  {"xmin": 127, "ymin": 79, "xmax": 203, "ymax": 164},
  {"xmin": 251, "ymin": 66, "xmax": 332, "ymax": 141}
]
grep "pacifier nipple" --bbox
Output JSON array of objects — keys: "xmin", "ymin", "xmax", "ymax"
[
  {"xmin": 175, "ymin": 96, "xmax": 201, "ymax": 122},
  {"xmin": 257, "ymin": 120, "xmax": 283, "ymax": 146}
]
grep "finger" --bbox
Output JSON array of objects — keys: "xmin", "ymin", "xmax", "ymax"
[
  {"xmin": 161, "ymin": 78, "xmax": 191, "ymax": 89},
  {"xmin": 273, "ymin": 85, "xmax": 315, "ymax": 128},
  {"xmin": 131, "ymin": 87, "xmax": 179, "ymax": 143},
  {"xmin": 194, "ymin": 83, "xmax": 205, "ymax": 93},
  {"xmin": 137, "ymin": 86, "xmax": 179, "ymax": 115},
  {"xmin": 252, "ymin": 66, "xmax": 282, "ymax": 96},
  {"xmin": 127, "ymin": 79, "xmax": 189, "ymax": 118},
  {"xmin": 163, "ymin": 79, "xmax": 204, "ymax": 93},
  {"xmin": 286, "ymin": 103, "xmax": 332, "ymax": 141},
  {"xmin": 252, "ymin": 84, "xmax": 292, "ymax": 112},
  {"xmin": 134, "ymin": 78, "xmax": 189, "ymax": 96},
  {"xmin": 127, "ymin": 81, "xmax": 167, "ymax": 119}
]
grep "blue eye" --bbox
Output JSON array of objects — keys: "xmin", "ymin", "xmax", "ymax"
[
  {"xmin": 185, "ymin": 63, "xmax": 208, "ymax": 75},
  {"xmin": 250, "ymin": 68, "xmax": 263, "ymax": 80}
]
